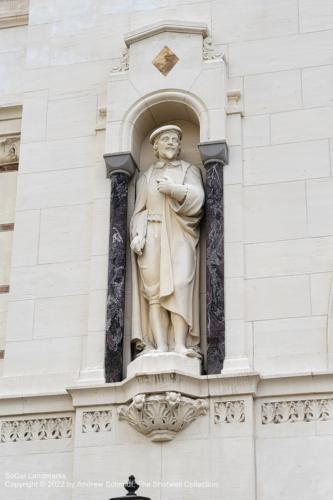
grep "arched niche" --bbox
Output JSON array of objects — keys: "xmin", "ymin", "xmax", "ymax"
[{"xmin": 122, "ymin": 97, "xmax": 208, "ymax": 374}]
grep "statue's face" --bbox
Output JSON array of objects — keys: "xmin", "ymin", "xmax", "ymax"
[{"xmin": 155, "ymin": 131, "xmax": 181, "ymax": 161}]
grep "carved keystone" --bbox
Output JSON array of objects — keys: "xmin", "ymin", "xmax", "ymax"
[{"xmin": 117, "ymin": 392, "xmax": 208, "ymax": 442}]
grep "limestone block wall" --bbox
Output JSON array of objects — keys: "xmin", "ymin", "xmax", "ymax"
[
  {"xmin": 0, "ymin": 0, "xmax": 331, "ymax": 385},
  {"xmin": 227, "ymin": 0, "xmax": 333, "ymax": 374}
]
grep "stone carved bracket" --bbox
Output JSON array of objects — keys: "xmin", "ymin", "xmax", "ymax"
[
  {"xmin": 0, "ymin": 417, "xmax": 73, "ymax": 443},
  {"xmin": 0, "ymin": 135, "xmax": 20, "ymax": 165},
  {"xmin": 262, "ymin": 399, "xmax": 333, "ymax": 425},
  {"xmin": 117, "ymin": 392, "xmax": 208, "ymax": 442}
]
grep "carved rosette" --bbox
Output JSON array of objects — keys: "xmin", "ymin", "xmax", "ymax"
[{"xmin": 117, "ymin": 392, "xmax": 208, "ymax": 442}]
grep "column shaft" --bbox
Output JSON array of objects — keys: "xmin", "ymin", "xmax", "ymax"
[
  {"xmin": 104, "ymin": 152, "xmax": 137, "ymax": 383},
  {"xmin": 105, "ymin": 173, "xmax": 129, "ymax": 382},
  {"xmin": 205, "ymin": 162, "xmax": 225, "ymax": 374},
  {"xmin": 198, "ymin": 140, "xmax": 228, "ymax": 375}
]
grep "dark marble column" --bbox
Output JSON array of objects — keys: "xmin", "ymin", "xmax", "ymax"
[
  {"xmin": 104, "ymin": 152, "xmax": 137, "ymax": 383},
  {"xmin": 198, "ymin": 141, "xmax": 229, "ymax": 375}
]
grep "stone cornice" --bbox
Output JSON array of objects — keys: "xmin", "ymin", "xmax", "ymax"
[
  {"xmin": 2, "ymin": 372, "xmax": 333, "ymax": 416},
  {"xmin": 124, "ymin": 20, "xmax": 209, "ymax": 47}
]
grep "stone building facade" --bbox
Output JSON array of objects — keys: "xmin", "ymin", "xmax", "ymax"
[{"xmin": 1, "ymin": 1, "xmax": 333, "ymax": 499}]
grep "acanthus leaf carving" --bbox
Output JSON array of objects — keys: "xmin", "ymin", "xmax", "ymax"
[
  {"xmin": 0, "ymin": 416, "xmax": 73, "ymax": 443},
  {"xmin": 82, "ymin": 410, "xmax": 112, "ymax": 433},
  {"xmin": 117, "ymin": 392, "xmax": 207, "ymax": 442},
  {"xmin": 261, "ymin": 399, "xmax": 333, "ymax": 425},
  {"xmin": 214, "ymin": 400, "xmax": 245, "ymax": 424},
  {"xmin": 202, "ymin": 37, "xmax": 224, "ymax": 61},
  {"xmin": 111, "ymin": 48, "xmax": 129, "ymax": 73}
]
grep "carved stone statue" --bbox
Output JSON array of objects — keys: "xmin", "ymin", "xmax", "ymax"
[{"xmin": 130, "ymin": 125, "xmax": 205, "ymax": 358}]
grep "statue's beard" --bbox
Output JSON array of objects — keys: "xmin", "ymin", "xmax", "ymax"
[{"xmin": 160, "ymin": 148, "xmax": 178, "ymax": 161}]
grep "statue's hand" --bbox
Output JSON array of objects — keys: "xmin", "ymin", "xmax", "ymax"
[
  {"xmin": 156, "ymin": 175, "xmax": 174, "ymax": 196},
  {"xmin": 130, "ymin": 235, "xmax": 145, "ymax": 256}
]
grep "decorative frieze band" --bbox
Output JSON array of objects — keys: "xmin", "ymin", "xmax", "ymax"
[
  {"xmin": 0, "ymin": 417, "xmax": 73, "ymax": 443},
  {"xmin": 82, "ymin": 410, "xmax": 112, "ymax": 433},
  {"xmin": 214, "ymin": 400, "xmax": 245, "ymax": 424},
  {"xmin": 261, "ymin": 399, "xmax": 333, "ymax": 425}
]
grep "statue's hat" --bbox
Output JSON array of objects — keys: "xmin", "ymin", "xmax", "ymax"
[{"xmin": 149, "ymin": 124, "xmax": 183, "ymax": 144}]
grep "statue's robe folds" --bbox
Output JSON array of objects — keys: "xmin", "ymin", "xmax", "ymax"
[{"xmin": 130, "ymin": 160, "xmax": 205, "ymax": 350}]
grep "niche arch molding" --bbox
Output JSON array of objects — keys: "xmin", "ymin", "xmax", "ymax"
[{"xmin": 120, "ymin": 89, "xmax": 208, "ymax": 162}]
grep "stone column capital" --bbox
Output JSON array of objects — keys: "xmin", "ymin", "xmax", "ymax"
[
  {"xmin": 104, "ymin": 152, "xmax": 137, "ymax": 178},
  {"xmin": 198, "ymin": 140, "xmax": 229, "ymax": 168}
]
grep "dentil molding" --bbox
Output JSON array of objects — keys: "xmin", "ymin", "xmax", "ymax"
[{"xmin": 117, "ymin": 392, "xmax": 207, "ymax": 442}]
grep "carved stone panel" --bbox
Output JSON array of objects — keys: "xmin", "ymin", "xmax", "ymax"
[
  {"xmin": 214, "ymin": 400, "xmax": 245, "ymax": 424},
  {"xmin": 261, "ymin": 399, "xmax": 333, "ymax": 425},
  {"xmin": 82, "ymin": 410, "xmax": 112, "ymax": 433},
  {"xmin": 0, "ymin": 416, "xmax": 73, "ymax": 442}
]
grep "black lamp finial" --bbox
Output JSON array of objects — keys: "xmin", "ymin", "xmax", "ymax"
[{"xmin": 124, "ymin": 475, "xmax": 139, "ymax": 496}]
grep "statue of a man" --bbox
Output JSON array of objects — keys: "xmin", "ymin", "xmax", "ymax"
[{"xmin": 130, "ymin": 125, "xmax": 205, "ymax": 358}]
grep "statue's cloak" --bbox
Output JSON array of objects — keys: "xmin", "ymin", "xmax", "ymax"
[{"xmin": 130, "ymin": 160, "xmax": 205, "ymax": 350}]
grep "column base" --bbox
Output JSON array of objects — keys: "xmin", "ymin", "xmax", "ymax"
[{"xmin": 127, "ymin": 352, "xmax": 201, "ymax": 378}]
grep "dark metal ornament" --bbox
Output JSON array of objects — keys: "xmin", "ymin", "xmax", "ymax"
[{"xmin": 109, "ymin": 475, "xmax": 151, "ymax": 500}]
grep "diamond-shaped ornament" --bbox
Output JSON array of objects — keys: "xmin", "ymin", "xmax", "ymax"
[{"xmin": 152, "ymin": 46, "xmax": 179, "ymax": 76}]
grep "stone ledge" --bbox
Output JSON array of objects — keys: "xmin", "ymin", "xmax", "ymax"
[
  {"xmin": 0, "ymin": 392, "xmax": 72, "ymax": 417},
  {"xmin": 0, "ymin": 0, "xmax": 29, "ymax": 29},
  {"xmin": 0, "ymin": 13, "xmax": 28, "ymax": 28},
  {"xmin": 258, "ymin": 371, "xmax": 333, "ymax": 398},
  {"xmin": 2, "ymin": 371, "xmax": 333, "ymax": 416}
]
